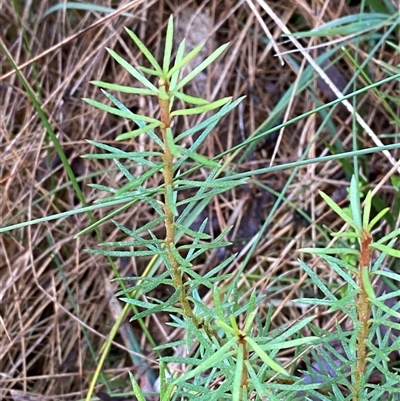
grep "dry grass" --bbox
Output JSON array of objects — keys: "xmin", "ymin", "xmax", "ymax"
[{"xmin": 1, "ymin": 0, "xmax": 399, "ymax": 400}]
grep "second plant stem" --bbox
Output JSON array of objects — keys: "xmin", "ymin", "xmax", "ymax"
[{"xmin": 353, "ymin": 230, "xmax": 373, "ymax": 401}]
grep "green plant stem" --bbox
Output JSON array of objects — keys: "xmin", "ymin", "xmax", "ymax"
[
  {"xmin": 157, "ymin": 82, "xmax": 221, "ymax": 343},
  {"xmin": 158, "ymin": 81, "xmax": 198, "ymax": 326},
  {"xmin": 354, "ymin": 231, "xmax": 372, "ymax": 400}
]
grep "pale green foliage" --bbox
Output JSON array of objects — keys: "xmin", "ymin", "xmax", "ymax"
[
  {"xmin": 79, "ymin": 14, "xmax": 400, "ymax": 401},
  {"xmin": 81, "ymin": 16, "xmax": 319, "ymax": 400},
  {"xmin": 300, "ymin": 177, "xmax": 400, "ymax": 400}
]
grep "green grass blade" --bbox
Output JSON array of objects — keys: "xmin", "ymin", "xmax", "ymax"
[
  {"xmin": 128, "ymin": 372, "xmax": 147, "ymax": 401},
  {"xmin": 349, "ymin": 176, "xmax": 362, "ymax": 230},
  {"xmin": 289, "ymin": 13, "xmax": 395, "ymax": 38},
  {"xmin": 43, "ymin": 2, "xmax": 135, "ymax": 18}
]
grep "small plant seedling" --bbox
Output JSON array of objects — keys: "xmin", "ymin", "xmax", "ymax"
[
  {"xmin": 300, "ymin": 176, "xmax": 400, "ymax": 400},
  {"xmin": 80, "ymin": 16, "xmax": 318, "ymax": 401}
]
